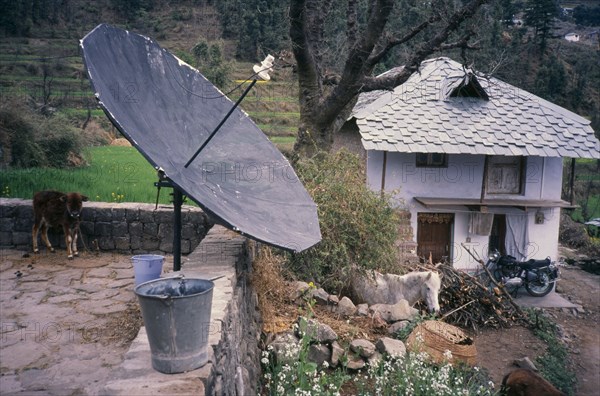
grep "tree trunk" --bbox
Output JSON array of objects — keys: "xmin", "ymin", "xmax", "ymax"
[{"xmin": 289, "ymin": 0, "xmax": 488, "ymax": 157}]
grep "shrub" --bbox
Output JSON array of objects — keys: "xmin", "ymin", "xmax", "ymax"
[
  {"xmin": 261, "ymin": 297, "xmax": 348, "ymax": 395},
  {"xmin": 526, "ymin": 308, "xmax": 577, "ymax": 395},
  {"xmin": 559, "ymin": 213, "xmax": 591, "ymax": 249},
  {"xmin": 191, "ymin": 40, "xmax": 232, "ymax": 89},
  {"xmin": 287, "ymin": 150, "xmax": 401, "ymax": 291},
  {"xmin": 0, "ymin": 98, "xmax": 84, "ymax": 169},
  {"xmin": 358, "ymin": 351, "xmax": 497, "ymax": 396},
  {"xmin": 40, "ymin": 113, "xmax": 83, "ymax": 168},
  {"xmin": 0, "ymin": 101, "xmax": 46, "ymax": 168}
]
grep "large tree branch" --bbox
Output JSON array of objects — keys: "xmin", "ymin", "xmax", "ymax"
[
  {"xmin": 291, "ymin": 0, "xmax": 489, "ymax": 155},
  {"xmin": 316, "ymin": 0, "xmax": 395, "ymax": 125},
  {"xmin": 366, "ymin": 14, "xmax": 441, "ymax": 68},
  {"xmin": 362, "ymin": 0, "xmax": 487, "ymax": 92},
  {"xmin": 406, "ymin": 0, "xmax": 487, "ymax": 73}
]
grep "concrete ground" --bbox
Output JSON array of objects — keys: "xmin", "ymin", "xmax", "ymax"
[
  {"xmin": 1, "ymin": 226, "xmax": 244, "ymax": 396},
  {"xmin": 0, "ymin": 249, "xmax": 143, "ymax": 395},
  {"xmin": 514, "ymin": 288, "xmax": 581, "ymax": 309}
]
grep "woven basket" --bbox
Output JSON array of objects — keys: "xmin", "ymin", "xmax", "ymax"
[{"xmin": 406, "ymin": 320, "xmax": 477, "ymax": 365}]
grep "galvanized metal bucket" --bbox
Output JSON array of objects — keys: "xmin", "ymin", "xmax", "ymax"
[{"xmin": 134, "ymin": 275, "xmax": 214, "ymax": 374}]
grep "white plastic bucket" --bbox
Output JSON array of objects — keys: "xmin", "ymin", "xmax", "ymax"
[{"xmin": 132, "ymin": 255, "xmax": 164, "ymax": 286}]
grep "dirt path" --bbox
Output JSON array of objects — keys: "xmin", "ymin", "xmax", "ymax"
[
  {"xmin": 0, "ymin": 250, "xmax": 147, "ymax": 395},
  {"xmin": 475, "ymin": 264, "xmax": 600, "ymax": 395}
]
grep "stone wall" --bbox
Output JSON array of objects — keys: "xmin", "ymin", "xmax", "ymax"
[
  {"xmin": 182, "ymin": 227, "xmax": 262, "ymax": 395},
  {"xmin": 0, "ymin": 198, "xmax": 212, "ymax": 255}
]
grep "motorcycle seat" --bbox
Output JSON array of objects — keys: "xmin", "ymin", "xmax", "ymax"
[{"xmin": 519, "ymin": 258, "xmax": 551, "ymax": 269}]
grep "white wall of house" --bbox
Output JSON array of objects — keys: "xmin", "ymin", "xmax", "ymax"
[{"xmin": 366, "ymin": 151, "xmax": 563, "ymax": 270}]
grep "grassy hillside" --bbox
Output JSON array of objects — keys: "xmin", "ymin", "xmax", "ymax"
[{"xmin": 0, "ymin": 1, "xmax": 299, "ymax": 152}]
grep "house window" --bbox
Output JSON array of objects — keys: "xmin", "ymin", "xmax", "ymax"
[
  {"xmin": 486, "ymin": 156, "xmax": 524, "ymax": 194},
  {"xmin": 416, "ymin": 153, "xmax": 447, "ymax": 167}
]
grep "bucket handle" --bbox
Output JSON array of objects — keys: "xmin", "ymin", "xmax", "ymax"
[
  {"xmin": 156, "ymin": 294, "xmax": 173, "ymax": 306},
  {"xmin": 166, "ymin": 273, "xmax": 225, "ymax": 282}
]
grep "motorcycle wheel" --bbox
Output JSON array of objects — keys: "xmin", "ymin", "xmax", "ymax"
[{"xmin": 525, "ymin": 271, "xmax": 554, "ymax": 297}]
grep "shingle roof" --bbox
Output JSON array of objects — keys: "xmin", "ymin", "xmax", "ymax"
[{"xmin": 352, "ymin": 57, "xmax": 599, "ymax": 158}]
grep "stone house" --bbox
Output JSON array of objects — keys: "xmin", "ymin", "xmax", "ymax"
[{"xmin": 336, "ymin": 57, "xmax": 599, "ymax": 270}]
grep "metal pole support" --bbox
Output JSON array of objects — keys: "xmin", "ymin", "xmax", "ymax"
[{"xmin": 173, "ymin": 188, "xmax": 183, "ymax": 271}]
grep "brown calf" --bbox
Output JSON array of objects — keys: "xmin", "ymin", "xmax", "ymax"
[
  {"xmin": 502, "ymin": 368, "xmax": 566, "ymax": 396},
  {"xmin": 32, "ymin": 190, "xmax": 88, "ymax": 259}
]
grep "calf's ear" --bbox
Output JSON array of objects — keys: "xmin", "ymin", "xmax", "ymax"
[
  {"xmin": 59, "ymin": 195, "xmax": 67, "ymax": 203},
  {"xmin": 81, "ymin": 195, "xmax": 89, "ymax": 202}
]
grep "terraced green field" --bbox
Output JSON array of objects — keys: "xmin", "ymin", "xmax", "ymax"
[{"xmin": 0, "ymin": 38, "xmax": 299, "ymax": 150}]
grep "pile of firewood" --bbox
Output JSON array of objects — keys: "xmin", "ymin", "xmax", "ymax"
[{"xmin": 419, "ymin": 263, "xmax": 527, "ymax": 331}]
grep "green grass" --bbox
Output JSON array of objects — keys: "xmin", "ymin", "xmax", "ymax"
[
  {"xmin": 572, "ymin": 195, "xmax": 600, "ymax": 222},
  {"xmin": 0, "ymin": 146, "xmax": 172, "ymax": 204},
  {"xmin": 268, "ymin": 136, "xmax": 296, "ymax": 144}
]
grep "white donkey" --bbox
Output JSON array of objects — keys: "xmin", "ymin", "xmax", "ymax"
[{"xmin": 351, "ymin": 270, "xmax": 442, "ymax": 313}]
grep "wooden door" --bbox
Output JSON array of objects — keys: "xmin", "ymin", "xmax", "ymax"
[{"xmin": 417, "ymin": 213, "xmax": 453, "ymax": 263}]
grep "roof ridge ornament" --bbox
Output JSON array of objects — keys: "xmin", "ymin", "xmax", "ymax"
[{"xmin": 448, "ymin": 72, "xmax": 489, "ymax": 101}]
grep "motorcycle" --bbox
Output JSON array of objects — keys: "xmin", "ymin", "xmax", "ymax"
[{"xmin": 485, "ymin": 249, "xmax": 560, "ymax": 297}]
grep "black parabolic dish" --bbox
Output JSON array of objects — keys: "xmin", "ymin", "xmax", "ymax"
[{"xmin": 80, "ymin": 24, "xmax": 321, "ymax": 252}]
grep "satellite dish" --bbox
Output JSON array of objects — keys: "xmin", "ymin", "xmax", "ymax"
[{"xmin": 80, "ymin": 24, "xmax": 321, "ymax": 252}]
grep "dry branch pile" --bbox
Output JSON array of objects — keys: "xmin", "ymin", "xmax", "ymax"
[{"xmin": 424, "ymin": 264, "xmax": 527, "ymax": 331}]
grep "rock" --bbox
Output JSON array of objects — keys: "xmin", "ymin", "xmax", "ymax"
[
  {"xmin": 350, "ymin": 339, "xmax": 376, "ymax": 358},
  {"xmin": 369, "ymin": 300, "xmax": 418, "ymax": 323},
  {"xmin": 344, "ymin": 355, "xmax": 366, "ymax": 371},
  {"xmin": 336, "ymin": 296, "xmax": 357, "ymax": 317},
  {"xmin": 514, "ymin": 357, "xmax": 538, "ymax": 371},
  {"xmin": 357, "ymin": 304, "xmax": 369, "ymax": 316},
  {"xmin": 330, "ymin": 341, "xmax": 344, "ymax": 368},
  {"xmin": 371, "ymin": 311, "xmax": 388, "ymax": 329},
  {"xmin": 310, "ymin": 288, "xmax": 330, "ymax": 305},
  {"xmin": 291, "ymin": 281, "xmax": 310, "ymax": 300},
  {"xmin": 296, "ymin": 317, "xmax": 338, "ymax": 343},
  {"xmin": 268, "ymin": 332, "xmax": 301, "ymax": 365},
  {"xmin": 308, "ymin": 344, "xmax": 331, "ymax": 366},
  {"xmin": 367, "ymin": 351, "xmax": 383, "ymax": 367},
  {"xmin": 554, "ymin": 284, "xmax": 563, "ymax": 293},
  {"xmin": 376, "ymin": 337, "xmax": 406, "ymax": 358},
  {"xmin": 388, "ymin": 320, "xmax": 410, "ymax": 336},
  {"xmin": 328, "ymin": 295, "xmax": 340, "ymax": 305}
]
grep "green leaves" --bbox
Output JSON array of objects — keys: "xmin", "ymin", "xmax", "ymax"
[{"xmin": 288, "ymin": 150, "xmax": 400, "ymax": 291}]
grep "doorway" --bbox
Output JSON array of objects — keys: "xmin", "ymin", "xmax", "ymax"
[
  {"xmin": 489, "ymin": 214, "xmax": 506, "ymax": 255},
  {"xmin": 417, "ymin": 213, "xmax": 453, "ymax": 263}
]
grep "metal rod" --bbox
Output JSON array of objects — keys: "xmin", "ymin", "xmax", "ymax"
[
  {"xmin": 185, "ymin": 79, "xmax": 258, "ymax": 168},
  {"xmin": 569, "ymin": 158, "xmax": 575, "ymax": 205},
  {"xmin": 173, "ymin": 188, "xmax": 183, "ymax": 271}
]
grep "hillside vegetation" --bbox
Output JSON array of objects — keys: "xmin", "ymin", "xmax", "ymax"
[{"xmin": 0, "ymin": 0, "xmax": 598, "ymax": 215}]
